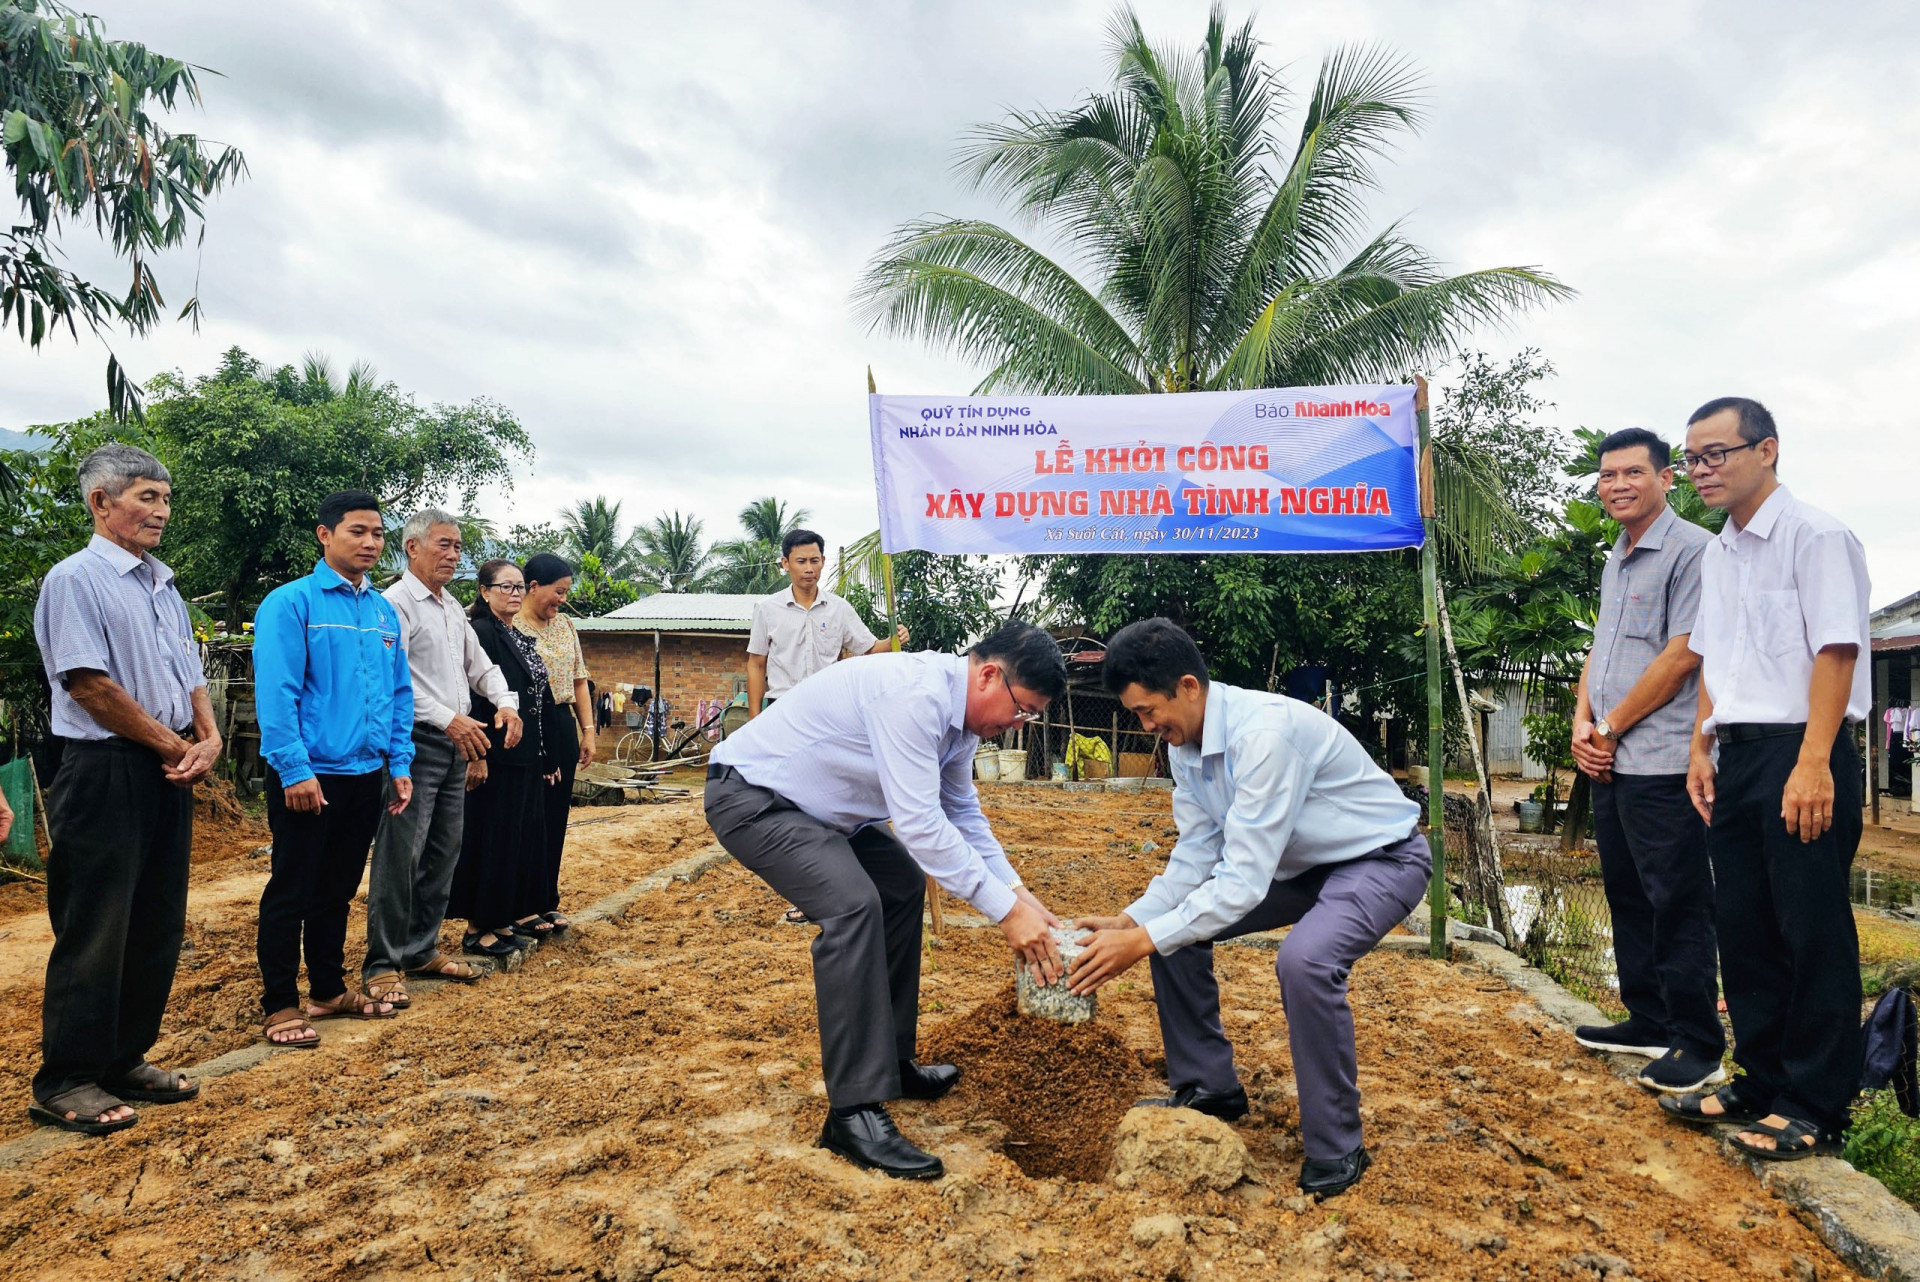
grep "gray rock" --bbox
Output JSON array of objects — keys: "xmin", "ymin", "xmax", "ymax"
[{"xmin": 1016, "ymin": 928, "xmax": 1096, "ymax": 1024}]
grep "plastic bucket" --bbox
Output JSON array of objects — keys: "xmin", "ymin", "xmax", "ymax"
[
  {"xmin": 998, "ymin": 748, "xmax": 1028, "ymax": 782},
  {"xmin": 975, "ymin": 752, "xmax": 1001, "ymax": 782}
]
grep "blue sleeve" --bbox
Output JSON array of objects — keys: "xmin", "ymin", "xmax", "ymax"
[
  {"xmin": 387, "ymin": 605, "xmax": 416, "ymax": 778},
  {"xmin": 253, "ymin": 587, "xmax": 315, "ymax": 787}
]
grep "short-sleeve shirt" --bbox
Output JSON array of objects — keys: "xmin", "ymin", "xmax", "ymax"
[
  {"xmin": 1688, "ymin": 485, "xmax": 1871, "ymax": 734},
  {"xmin": 514, "ymin": 610, "xmax": 589, "ymax": 704},
  {"xmin": 34, "ymin": 534, "xmax": 206, "ymax": 740},
  {"xmin": 748, "ymin": 587, "xmax": 879, "ymax": 697},
  {"xmin": 1589, "ymin": 505, "xmax": 1711, "ymax": 774}
]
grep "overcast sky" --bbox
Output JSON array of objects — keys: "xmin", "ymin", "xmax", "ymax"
[{"xmin": 5, "ymin": 1, "xmax": 1917, "ymax": 605}]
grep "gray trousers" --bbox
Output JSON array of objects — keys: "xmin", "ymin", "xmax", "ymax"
[
  {"xmin": 704, "ymin": 767, "xmax": 923, "ymax": 1108},
  {"xmin": 1150, "ymin": 832, "xmax": 1431, "ymax": 1160},
  {"xmin": 364, "ymin": 728, "xmax": 467, "ymax": 981}
]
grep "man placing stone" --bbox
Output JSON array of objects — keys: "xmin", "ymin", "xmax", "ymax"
[
  {"xmin": 1568, "ymin": 428, "xmax": 1723, "ymax": 1094},
  {"xmin": 1068, "ymin": 619, "xmax": 1429, "ymax": 1198},
  {"xmin": 705, "ymin": 620, "xmax": 1067, "ymax": 1180},
  {"xmin": 361, "ymin": 509, "xmax": 523, "ymax": 1007}
]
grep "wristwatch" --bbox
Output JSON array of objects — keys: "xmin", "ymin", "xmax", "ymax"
[{"xmin": 1594, "ymin": 718, "xmax": 1615, "ymax": 740}]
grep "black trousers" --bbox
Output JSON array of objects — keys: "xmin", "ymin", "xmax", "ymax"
[
  {"xmin": 1708, "ymin": 728, "xmax": 1863, "ymax": 1133},
  {"xmin": 450, "ymin": 759, "xmax": 544, "ymax": 930},
  {"xmin": 257, "ymin": 769, "xmax": 385, "ymax": 1017},
  {"xmin": 537, "ymin": 703, "xmax": 579, "ymax": 915},
  {"xmin": 704, "ymin": 766, "xmax": 924, "ymax": 1107},
  {"xmin": 1591, "ymin": 772, "xmax": 1723, "ymax": 1058},
  {"xmin": 34, "ymin": 739, "xmax": 192, "ymax": 1101}
]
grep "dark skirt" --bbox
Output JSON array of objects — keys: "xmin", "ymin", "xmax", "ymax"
[
  {"xmin": 539, "ymin": 700, "xmax": 580, "ymax": 915},
  {"xmin": 450, "ymin": 759, "xmax": 545, "ymax": 930}
]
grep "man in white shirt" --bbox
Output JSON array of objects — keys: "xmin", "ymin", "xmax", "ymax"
[
  {"xmin": 705, "ymin": 620, "xmax": 1065, "ymax": 1180},
  {"xmin": 746, "ymin": 529, "xmax": 906, "ymax": 716},
  {"xmin": 1068, "ymin": 619, "xmax": 1429, "ymax": 1198},
  {"xmin": 362, "ymin": 510, "xmax": 522, "ymax": 1003},
  {"xmin": 1662, "ymin": 398, "xmax": 1870, "ymax": 1162}
]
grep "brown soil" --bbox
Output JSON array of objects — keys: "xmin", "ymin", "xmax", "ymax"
[
  {"xmin": 0, "ymin": 784, "xmax": 1854, "ymax": 1281},
  {"xmin": 921, "ymin": 988, "xmax": 1148, "ymax": 1182}
]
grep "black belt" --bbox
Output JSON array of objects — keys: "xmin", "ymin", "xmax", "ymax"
[
  {"xmin": 708, "ymin": 762, "xmax": 730, "ymax": 781},
  {"xmin": 1716, "ymin": 722, "xmax": 1805, "ymax": 744}
]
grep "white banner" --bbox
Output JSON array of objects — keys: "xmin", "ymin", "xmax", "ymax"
[{"xmin": 869, "ymin": 385, "xmax": 1423, "ymax": 555}]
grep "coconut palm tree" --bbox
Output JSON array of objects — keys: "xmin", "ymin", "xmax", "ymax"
[
  {"xmin": 633, "ymin": 510, "xmax": 713, "ymax": 593},
  {"xmin": 855, "ymin": 6, "xmax": 1570, "ymax": 395},
  {"xmin": 710, "ymin": 496, "xmax": 811, "ymax": 593},
  {"xmin": 561, "ymin": 496, "xmax": 644, "ymax": 579}
]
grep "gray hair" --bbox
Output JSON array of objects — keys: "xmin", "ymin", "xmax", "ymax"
[
  {"xmin": 76, "ymin": 443, "xmax": 170, "ymax": 505},
  {"xmin": 401, "ymin": 508, "xmax": 461, "ymax": 553}
]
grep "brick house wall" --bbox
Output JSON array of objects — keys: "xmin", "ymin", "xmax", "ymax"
[{"xmin": 578, "ymin": 630, "xmax": 751, "ymax": 719}]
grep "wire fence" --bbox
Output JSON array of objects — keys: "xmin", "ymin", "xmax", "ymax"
[{"xmin": 1492, "ymin": 835, "xmax": 1622, "ymax": 1016}]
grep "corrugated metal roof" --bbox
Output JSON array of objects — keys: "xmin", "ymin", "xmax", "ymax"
[{"xmin": 573, "ymin": 592, "xmax": 761, "ymax": 632}]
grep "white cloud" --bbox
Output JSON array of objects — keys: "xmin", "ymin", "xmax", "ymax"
[{"xmin": 5, "ymin": 0, "xmax": 1915, "ymax": 603}]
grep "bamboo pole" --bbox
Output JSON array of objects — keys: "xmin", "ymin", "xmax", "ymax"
[
  {"xmin": 874, "ymin": 366, "xmax": 944, "ymax": 937},
  {"xmin": 1436, "ymin": 575, "xmax": 1508, "ymax": 941},
  {"xmin": 1417, "ymin": 375, "xmax": 1447, "ymax": 958}
]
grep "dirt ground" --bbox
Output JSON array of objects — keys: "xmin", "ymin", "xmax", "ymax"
[{"xmin": 0, "ymin": 783, "xmax": 1855, "ymax": 1281}]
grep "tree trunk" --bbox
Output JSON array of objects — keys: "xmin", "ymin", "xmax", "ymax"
[
  {"xmin": 1560, "ymin": 769, "xmax": 1592, "ymax": 852},
  {"xmin": 1435, "ymin": 576, "xmax": 1510, "ymax": 941}
]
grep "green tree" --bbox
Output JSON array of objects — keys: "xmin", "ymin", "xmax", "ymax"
[
  {"xmin": 564, "ymin": 551, "xmax": 638, "ymax": 618},
  {"xmin": 143, "ymin": 347, "xmax": 530, "ymax": 628},
  {"xmin": 2, "ymin": 0, "xmax": 247, "ymax": 427},
  {"xmin": 843, "ymin": 551, "xmax": 1003, "ymax": 656},
  {"xmin": 560, "ymin": 496, "xmax": 644, "ymax": 579},
  {"xmin": 633, "ymin": 511, "xmax": 713, "ymax": 593},
  {"xmin": 710, "ymin": 495, "xmax": 811, "ymax": 594},
  {"xmin": 855, "ymin": 5, "xmax": 1568, "ymax": 394}
]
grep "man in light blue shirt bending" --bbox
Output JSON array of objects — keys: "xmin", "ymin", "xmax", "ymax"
[
  {"xmin": 1070, "ymin": 618, "xmax": 1428, "ymax": 1199},
  {"xmin": 705, "ymin": 620, "xmax": 1067, "ymax": 1181}
]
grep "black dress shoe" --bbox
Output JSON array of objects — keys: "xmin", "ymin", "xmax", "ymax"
[
  {"xmin": 1299, "ymin": 1145, "xmax": 1372, "ymax": 1198},
  {"xmin": 897, "ymin": 1061, "xmax": 961, "ymax": 1101},
  {"xmin": 1135, "ymin": 1084, "xmax": 1249, "ymax": 1121},
  {"xmin": 817, "ymin": 1105, "xmax": 945, "ymax": 1180}
]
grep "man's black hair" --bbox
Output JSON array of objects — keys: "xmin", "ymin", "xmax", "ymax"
[
  {"xmin": 1596, "ymin": 427, "xmax": 1671, "ymax": 470},
  {"xmin": 781, "ymin": 528, "xmax": 826, "ymax": 559},
  {"xmin": 1100, "ymin": 618, "xmax": 1208, "ymax": 698},
  {"xmin": 970, "ymin": 619, "xmax": 1067, "ymax": 700},
  {"xmin": 1687, "ymin": 396, "xmax": 1777, "ymax": 447},
  {"xmin": 317, "ymin": 489, "xmax": 381, "ymax": 531}
]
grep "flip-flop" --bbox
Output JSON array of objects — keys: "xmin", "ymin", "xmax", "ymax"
[
  {"xmin": 1729, "ymin": 1117, "xmax": 1841, "ymax": 1162},
  {"xmin": 783, "ymin": 908, "xmax": 813, "ymax": 926},
  {"xmin": 28, "ymin": 1084, "xmax": 138, "ymax": 1135},
  {"xmin": 100, "ymin": 1062, "xmax": 199, "ymax": 1104}
]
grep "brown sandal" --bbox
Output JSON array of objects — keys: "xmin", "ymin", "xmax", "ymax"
[
  {"xmin": 365, "ymin": 973, "xmax": 411, "ymax": 1009},
  {"xmin": 28, "ymin": 1084, "xmax": 139, "ymax": 1135},
  {"xmin": 405, "ymin": 953, "xmax": 485, "ymax": 984},
  {"xmin": 263, "ymin": 1008, "xmax": 320, "ymax": 1049},
  {"xmin": 307, "ymin": 989, "xmax": 398, "ymax": 1021}
]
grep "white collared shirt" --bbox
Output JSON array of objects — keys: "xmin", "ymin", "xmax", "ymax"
[
  {"xmin": 1687, "ymin": 485, "xmax": 1870, "ymax": 733},
  {"xmin": 384, "ymin": 571, "xmax": 517, "ymax": 730},
  {"xmin": 747, "ymin": 586, "xmax": 879, "ymax": 697},
  {"xmin": 710, "ymin": 651, "xmax": 1021, "ymax": 921},
  {"xmin": 1125, "ymin": 682, "xmax": 1423, "ymax": 954}
]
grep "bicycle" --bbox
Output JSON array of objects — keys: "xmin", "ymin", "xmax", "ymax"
[{"xmin": 613, "ymin": 694, "xmax": 749, "ymax": 766}]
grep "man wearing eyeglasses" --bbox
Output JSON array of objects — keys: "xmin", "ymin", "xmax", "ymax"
[
  {"xmin": 704, "ymin": 620, "xmax": 1067, "ymax": 1180},
  {"xmin": 1661, "ymin": 397, "xmax": 1870, "ymax": 1164}
]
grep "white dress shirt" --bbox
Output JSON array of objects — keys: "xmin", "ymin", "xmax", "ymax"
[
  {"xmin": 384, "ymin": 571, "xmax": 517, "ymax": 730},
  {"xmin": 1687, "ymin": 486, "xmax": 1870, "ymax": 734},
  {"xmin": 1125, "ymin": 681, "xmax": 1423, "ymax": 955},
  {"xmin": 710, "ymin": 651, "xmax": 1021, "ymax": 921},
  {"xmin": 748, "ymin": 586, "xmax": 879, "ymax": 698}
]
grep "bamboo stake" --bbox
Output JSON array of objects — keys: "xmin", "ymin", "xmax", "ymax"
[
  {"xmin": 1436, "ymin": 575, "xmax": 1508, "ymax": 942},
  {"xmin": 873, "ymin": 366, "xmax": 945, "ymax": 937},
  {"xmin": 1417, "ymin": 375, "xmax": 1447, "ymax": 958}
]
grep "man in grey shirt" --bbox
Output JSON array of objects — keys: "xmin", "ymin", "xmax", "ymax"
[
  {"xmin": 1570, "ymin": 427, "xmax": 1722, "ymax": 1094},
  {"xmin": 30, "ymin": 444, "xmax": 221, "ymax": 1135}
]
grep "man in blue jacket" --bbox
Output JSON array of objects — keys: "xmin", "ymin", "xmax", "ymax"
[{"xmin": 252, "ymin": 491, "xmax": 416, "ymax": 1048}]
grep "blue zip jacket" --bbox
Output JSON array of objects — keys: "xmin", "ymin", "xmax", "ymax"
[{"xmin": 254, "ymin": 560, "xmax": 415, "ymax": 787}]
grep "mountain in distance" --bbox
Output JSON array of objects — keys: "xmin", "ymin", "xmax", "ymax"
[{"xmin": 0, "ymin": 427, "xmax": 45, "ymax": 452}]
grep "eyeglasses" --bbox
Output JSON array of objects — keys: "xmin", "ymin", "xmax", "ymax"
[
  {"xmin": 487, "ymin": 582, "xmax": 528, "ymax": 596},
  {"xmin": 1682, "ymin": 441, "xmax": 1760, "ymax": 471},
  {"xmin": 1001, "ymin": 669, "xmax": 1043, "ymax": 722}
]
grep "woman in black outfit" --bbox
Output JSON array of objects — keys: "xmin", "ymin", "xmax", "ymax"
[{"xmin": 449, "ymin": 559, "xmax": 558, "ymax": 964}]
